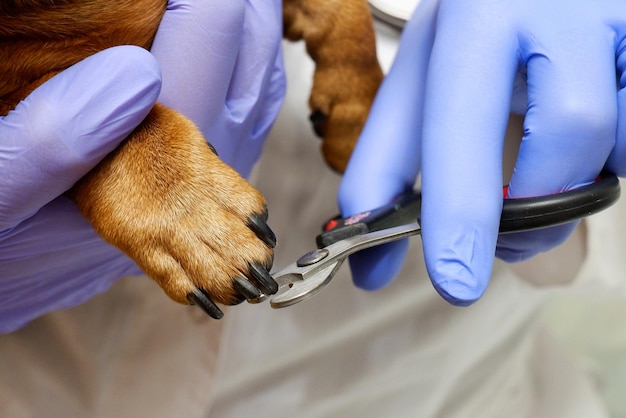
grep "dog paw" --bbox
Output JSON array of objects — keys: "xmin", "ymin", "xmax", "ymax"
[
  {"xmin": 308, "ymin": 62, "xmax": 383, "ymax": 172},
  {"xmin": 282, "ymin": 0, "xmax": 383, "ymax": 173},
  {"xmin": 70, "ymin": 104, "xmax": 277, "ymax": 318}
]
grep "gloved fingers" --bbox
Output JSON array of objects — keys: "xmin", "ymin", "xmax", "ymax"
[
  {"xmin": 219, "ymin": 44, "xmax": 286, "ymax": 177},
  {"xmin": 248, "ymin": 47, "xmax": 286, "ymax": 144},
  {"xmin": 499, "ymin": 32, "xmax": 618, "ymax": 261},
  {"xmin": 348, "ymin": 241, "xmax": 410, "ymax": 291},
  {"xmin": 0, "ymin": 46, "xmax": 161, "ymax": 231},
  {"xmin": 151, "ymin": 0, "xmax": 245, "ymax": 134},
  {"xmin": 204, "ymin": 0, "xmax": 284, "ymax": 175},
  {"xmin": 507, "ymin": 34, "xmax": 616, "ymax": 195},
  {"xmin": 605, "ymin": 89, "xmax": 626, "ymax": 176},
  {"xmin": 337, "ymin": 0, "xmax": 438, "ymax": 290},
  {"xmin": 420, "ymin": 0, "xmax": 520, "ymax": 306},
  {"xmin": 605, "ymin": 35, "xmax": 626, "ymax": 176},
  {"xmin": 0, "ymin": 197, "xmax": 139, "ymax": 333},
  {"xmin": 496, "ymin": 223, "xmax": 579, "ymax": 262}
]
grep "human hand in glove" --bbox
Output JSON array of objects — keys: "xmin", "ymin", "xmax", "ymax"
[
  {"xmin": 0, "ymin": 0, "xmax": 285, "ymax": 332},
  {"xmin": 338, "ymin": 0, "xmax": 625, "ymax": 305}
]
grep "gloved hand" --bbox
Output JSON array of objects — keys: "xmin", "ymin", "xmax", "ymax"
[
  {"xmin": 0, "ymin": 0, "xmax": 285, "ymax": 333},
  {"xmin": 338, "ymin": 0, "xmax": 626, "ymax": 305},
  {"xmin": 151, "ymin": 0, "xmax": 285, "ymax": 177},
  {"xmin": 0, "ymin": 47, "xmax": 161, "ymax": 333}
]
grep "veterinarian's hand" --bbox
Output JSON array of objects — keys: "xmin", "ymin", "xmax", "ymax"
[
  {"xmin": 0, "ymin": 46, "xmax": 162, "ymax": 332},
  {"xmin": 151, "ymin": 0, "xmax": 285, "ymax": 177},
  {"xmin": 339, "ymin": 0, "xmax": 626, "ymax": 305}
]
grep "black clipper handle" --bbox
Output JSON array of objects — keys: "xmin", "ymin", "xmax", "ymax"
[{"xmin": 318, "ymin": 172, "xmax": 620, "ymax": 248}]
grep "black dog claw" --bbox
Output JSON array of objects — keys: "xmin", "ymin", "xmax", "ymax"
[
  {"xmin": 247, "ymin": 213, "xmax": 277, "ymax": 248},
  {"xmin": 249, "ymin": 262, "xmax": 278, "ymax": 295},
  {"xmin": 233, "ymin": 277, "xmax": 262, "ymax": 300},
  {"xmin": 309, "ymin": 110, "xmax": 327, "ymax": 138},
  {"xmin": 188, "ymin": 289, "xmax": 224, "ymax": 319},
  {"xmin": 206, "ymin": 141, "xmax": 219, "ymax": 156}
]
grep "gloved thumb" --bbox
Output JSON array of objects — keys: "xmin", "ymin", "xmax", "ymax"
[{"xmin": 0, "ymin": 46, "xmax": 161, "ymax": 231}]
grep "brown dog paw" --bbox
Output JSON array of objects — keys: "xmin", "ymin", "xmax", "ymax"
[
  {"xmin": 69, "ymin": 104, "xmax": 277, "ymax": 318},
  {"xmin": 283, "ymin": 0, "xmax": 384, "ymax": 173},
  {"xmin": 308, "ymin": 62, "xmax": 383, "ymax": 172}
]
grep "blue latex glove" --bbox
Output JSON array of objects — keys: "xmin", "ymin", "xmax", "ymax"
[
  {"xmin": 0, "ymin": 47, "xmax": 160, "ymax": 333},
  {"xmin": 151, "ymin": 0, "xmax": 285, "ymax": 177},
  {"xmin": 0, "ymin": 0, "xmax": 284, "ymax": 333},
  {"xmin": 339, "ymin": 0, "xmax": 625, "ymax": 305}
]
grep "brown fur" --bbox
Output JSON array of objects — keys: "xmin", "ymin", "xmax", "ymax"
[
  {"xmin": 283, "ymin": 0, "xmax": 383, "ymax": 171},
  {"xmin": 0, "ymin": 1, "xmax": 382, "ymax": 309}
]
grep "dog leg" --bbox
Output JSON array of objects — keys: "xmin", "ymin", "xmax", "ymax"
[
  {"xmin": 283, "ymin": 0, "xmax": 384, "ymax": 172},
  {"xmin": 69, "ymin": 104, "xmax": 277, "ymax": 318}
]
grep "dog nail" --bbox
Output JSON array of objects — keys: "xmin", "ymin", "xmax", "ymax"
[
  {"xmin": 188, "ymin": 289, "xmax": 224, "ymax": 319},
  {"xmin": 230, "ymin": 294, "xmax": 247, "ymax": 306},
  {"xmin": 207, "ymin": 142, "xmax": 219, "ymax": 156},
  {"xmin": 248, "ymin": 214, "xmax": 277, "ymax": 248},
  {"xmin": 249, "ymin": 263, "xmax": 278, "ymax": 295},
  {"xmin": 264, "ymin": 253, "xmax": 274, "ymax": 271},
  {"xmin": 233, "ymin": 277, "xmax": 261, "ymax": 300},
  {"xmin": 309, "ymin": 110, "xmax": 327, "ymax": 138}
]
